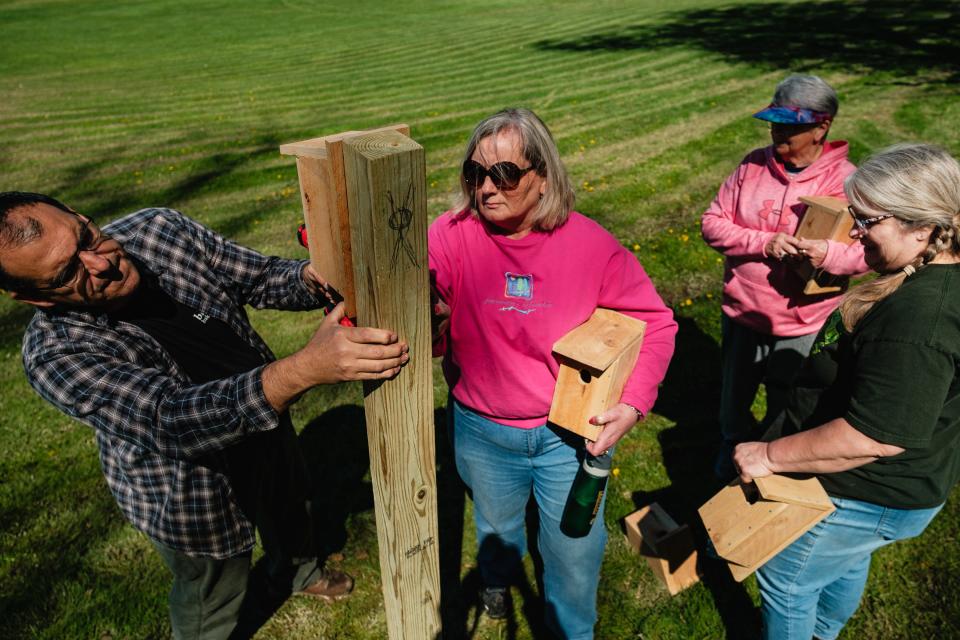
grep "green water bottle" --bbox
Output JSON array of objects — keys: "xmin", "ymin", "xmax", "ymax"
[{"xmin": 560, "ymin": 451, "xmax": 612, "ymax": 538}]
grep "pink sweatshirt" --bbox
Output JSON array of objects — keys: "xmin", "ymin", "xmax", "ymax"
[
  {"xmin": 429, "ymin": 210, "xmax": 677, "ymax": 428},
  {"xmin": 701, "ymin": 141, "xmax": 867, "ymax": 337}
]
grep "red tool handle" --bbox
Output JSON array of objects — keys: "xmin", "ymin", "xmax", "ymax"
[{"xmin": 298, "ymin": 223, "xmax": 355, "ymax": 327}]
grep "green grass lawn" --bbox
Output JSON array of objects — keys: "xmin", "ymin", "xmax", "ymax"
[{"xmin": 2, "ymin": 0, "xmax": 960, "ymax": 637}]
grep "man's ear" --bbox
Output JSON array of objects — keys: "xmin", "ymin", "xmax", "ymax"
[{"xmin": 8, "ymin": 290, "xmax": 55, "ymax": 308}]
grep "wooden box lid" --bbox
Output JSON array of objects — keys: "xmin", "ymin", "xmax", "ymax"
[{"xmin": 552, "ymin": 308, "xmax": 646, "ymax": 372}]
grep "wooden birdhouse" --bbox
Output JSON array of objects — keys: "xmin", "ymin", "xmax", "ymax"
[
  {"xmin": 624, "ymin": 503, "xmax": 700, "ymax": 595},
  {"xmin": 548, "ymin": 308, "xmax": 646, "ymax": 441},
  {"xmin": 698, "ymin": 474, "xmax": 835, "ymax": 582},
  {"xmin": 794, "ymin": 195, "xmax": 856, "ymax": 295}
]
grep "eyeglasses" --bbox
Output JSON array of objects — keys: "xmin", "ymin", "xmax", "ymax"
[
  {"xmin": 462, "ymin": 160, "xmax": 537, "ymax": 191},
  {"xmin": 848, "ymin": 207, "xmax": 896, "ymax": 234},
  {"xmin": 32, "ymin": 216, "xmax": 105, "ymax": 291}
]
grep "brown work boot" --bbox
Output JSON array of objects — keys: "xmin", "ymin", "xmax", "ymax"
[{"xmin": 298, "ymin": 569, "xmax": 355, "ymax": 602}]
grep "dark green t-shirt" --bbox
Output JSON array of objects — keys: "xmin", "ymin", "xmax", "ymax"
[{"xmin": 780, "ymin": 263, "xmax": 960, "ymax": 509}]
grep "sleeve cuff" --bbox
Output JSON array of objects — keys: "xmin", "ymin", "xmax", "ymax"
[
  {"xmin": 236, "ymin": 366, "xmax": 281, "ymax": 433},
  {"xmin": 844, "ymin": 411, "xmax": 931, "ymax": 449}
]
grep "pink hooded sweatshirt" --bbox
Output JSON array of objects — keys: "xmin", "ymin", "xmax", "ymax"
[{"xmin": 701, "ymin": 141, "xmax": 867, "ymax": 337}]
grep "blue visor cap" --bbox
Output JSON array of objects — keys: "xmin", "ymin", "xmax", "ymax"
[{"xmin": 753, "ymin": 104, "xmax": 832, "ymax": 124}]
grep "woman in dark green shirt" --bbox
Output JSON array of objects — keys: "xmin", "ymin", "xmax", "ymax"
[{"xmin": 734, "ymin": 143, "xmax": 960, "ymax": 640}]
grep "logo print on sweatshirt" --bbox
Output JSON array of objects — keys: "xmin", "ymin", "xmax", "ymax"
[
  {"xmin": 758, "ymin": 199, "xmax": 780, "ymax": 220},
  {"xmin": 504, "ymin": 273, "xmax": 533, "ymax": 300}
]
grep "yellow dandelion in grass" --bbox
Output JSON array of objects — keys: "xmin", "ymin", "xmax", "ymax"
[
  {"xmin": 632, "ymin": 243, "xmax": 640, "ymax": 251},
  {"xmin": 430, "ymin": 181, "xmax": 438, "ymax": 188},
  {"xmin": 590, "ymin": 139, "xmax": 596, "ymax": 145},
  {"xmin": 707, "ymin": 293, "xmax": 714, "ymax": 299},
  {"xmin": 684, "ymin": 298, "xmax": 693, "ymax": 306},
  {"xmin": 716, "ymin": 257, "xmax": 723, "ymax": 263},
  {"xmin": 583, "ymin": 181, "xmax": 590, "ymax": 188},
  {"xmin": 668, "ymin": 228, "xmax": 674, "ymax": 234},
  {"xmin": 579, "ymin": 145, "xmax": 586, "ymax": 152},
  {"xmin": 680, "ymin": 234, "xmax": 689, "ymax": 242},
  {"xmin": 612, "ymin": 467, "xmax": 621, "ymax": 477}
]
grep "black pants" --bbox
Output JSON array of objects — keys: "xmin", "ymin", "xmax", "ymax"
[{"xmin": 153, "ymin": 418, "xmax": 321, "ymax": 640}]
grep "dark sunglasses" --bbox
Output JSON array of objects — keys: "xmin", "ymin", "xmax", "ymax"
[{"xmin": 462, "ymin": 160, "xmax": 537, "ymax": 191}]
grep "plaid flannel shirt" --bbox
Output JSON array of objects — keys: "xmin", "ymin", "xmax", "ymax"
[{"xmin": 22, "ymin": 208, "xmax": 322, "ymax": 558}]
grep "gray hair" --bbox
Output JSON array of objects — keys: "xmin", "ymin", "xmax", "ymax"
[
  {"xmin": 840, "ymin": 143, "xmax": 960, "ymax": 330},
  {"xmin": 453, "ymin": 108, "xmax": 575, "ymax": 231},
  {"xmin": 846, "ymin": 143, "xmax": 960, "ymax": 260},
  {"xmin": 772, "ymin": 74, "xmax": 839, "ymax": 117}
]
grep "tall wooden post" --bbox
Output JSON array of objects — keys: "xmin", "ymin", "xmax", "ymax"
[{"xmin": 342, "ymin": 130, "xmax": 441, "ymax": 639}]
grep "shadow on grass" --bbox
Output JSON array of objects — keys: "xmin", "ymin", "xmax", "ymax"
[
  {"xmin": 635, "ymin": 315, "xmax": 760, "ymax": 640},
  {"xmin": 50, "ymin": 134, "xmax": 284, "ymax": 238},
  {"xmin": 534, "ymin": 0, "xmax": 959, "ymax": 83},
  {"xmin": 432, "ymin": 407, "xmax": 550, "ymax": 640},
  {"xmin": 0, "ymin": 302, "xmax": 37, "ymax": 353},
  {"xmin": 0, "ymin": 464, "xmax": 128, "ymax": 638}
]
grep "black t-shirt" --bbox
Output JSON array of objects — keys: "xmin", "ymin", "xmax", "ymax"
[
  {"xmin": 110, "ymin": 274, "xmax": 265, "ymax": 383},
  {"xmin": 780, "ymin": 263, "xmax": 960, "ymax": 508}
]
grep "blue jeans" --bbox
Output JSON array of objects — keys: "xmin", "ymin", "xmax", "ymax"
[
  {"xmin": 757, "ymin": 496, "xmax": 942, "ymax": 640},
  {"xmin": 451, "ymin": 400, "xmax": 607, "ymax": 640}
]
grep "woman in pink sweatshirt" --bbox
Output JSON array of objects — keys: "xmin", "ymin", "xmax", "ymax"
[
  {"xmin": 701, "ymin": 74, "xmax": 866, "ymax": 479},
  {"xmin": 429, "ymin": 108, "xmax": 676, "ymax": 639}
]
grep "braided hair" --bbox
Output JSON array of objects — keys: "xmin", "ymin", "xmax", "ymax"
[{"xmin": 840, "ymin": 144, "xmax": 960, "ymax": 330}]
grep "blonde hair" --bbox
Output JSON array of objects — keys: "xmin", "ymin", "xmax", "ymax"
[
  {"xmin": 453, "ymin": 108, "xmax": 575, "ymax": 231},
  {"xmin": 840, "ymin": 143, "xmax": 960, "ymax": 330}
]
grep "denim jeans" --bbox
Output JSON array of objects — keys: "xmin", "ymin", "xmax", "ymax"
[
  {"xmin": 757, "ymin": 496, "xmax": 942, "ymax": 640},
  {"xmin": 451, "ymin": 400, "xmax": 607, "ymax": 640}
]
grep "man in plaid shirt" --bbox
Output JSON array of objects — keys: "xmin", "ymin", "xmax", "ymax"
[{"xmin": 0, "ymin": 192, "xmax": 409, "ymax": 639}]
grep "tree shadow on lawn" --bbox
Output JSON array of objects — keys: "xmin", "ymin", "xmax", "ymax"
[
  {"xmin": 633, "ymin": 315, "xmax": 761, "ymax": 640},
  {"xmin": 534, "ymin": 0, "xmax": 959, "ymax": 84},
  {"xmin": 0, "ymin": 468, "xmax": 130, "ymax": 638},
  {"xmin": 51, "ymin": 134, "xmax": 284, "ymax": 239},
  {"xmin": 0, "ymin": 302, "xmax": 37, "ymax": 353},
  {"xmin": 243, "ymin": 404, "xmax": 542, "ymax": 640}
]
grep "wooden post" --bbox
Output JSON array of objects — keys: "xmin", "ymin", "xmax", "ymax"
[
  {"xmin": 280, "ymin": 124, "xmax": 410, "ymax": 319},
  {"xmin": 341, "ymin": 129, "xmax": 441, "ymax": 639}
]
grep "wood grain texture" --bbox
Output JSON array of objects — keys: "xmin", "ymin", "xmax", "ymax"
[
  {"xmin": 699, "ymin": 476, "xmax": 836, "ymax": 582},
  {"xmin": 292, "ymin": 155, "xmax": 355, "ymax": 315},
  {"xmin": 548, "ymin": 309, "xmax": 645, "ymax": 441},
  {"xmin": 625, "ymin": 503, "xmax": 700, "ymax": 595},
  {"xmin": 795, "ymin": 195, "xmax": 856, "ymax": 295},
  {"xmin": 281, "ymin": 124, "xmax": 409, "ymax": 318},
  {"xmin": 342, "ymin": 129, "xmax": 440, "ymax": 639}
]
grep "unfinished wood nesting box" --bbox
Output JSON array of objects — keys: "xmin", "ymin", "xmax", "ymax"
[
  {"xmin": 698, "ymin": 474, "xmax": 835, "ymax": 582},
  {"xmin": 794, "ymin": 195, "xmax": 856, "ymax": 295},
  {"xmin": 548, "ymin": 308, "xmax": 646, "ymax": 441},
  {"xmin": 624, "ymin": 503, "xmax": 699, "ymax": 595}
]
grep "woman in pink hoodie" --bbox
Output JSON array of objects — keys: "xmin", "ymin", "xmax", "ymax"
[{"xmin": 701, "ymin": 75, "xmax": 867, "ymax": 478}]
